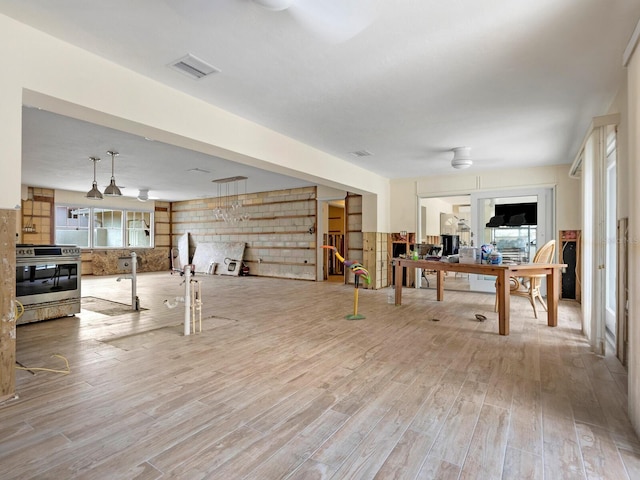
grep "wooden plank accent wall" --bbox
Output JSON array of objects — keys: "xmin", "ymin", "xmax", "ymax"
[
  {"xmin": 0, "ymin": 208, "xmax": 17, "ymax": 402},
  {"xmin": 171, "ymin": 187, "xmax": 317, "ymax": 280}
]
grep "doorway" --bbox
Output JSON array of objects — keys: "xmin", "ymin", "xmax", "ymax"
[
  {"xmin": 317, "ymin": 198, "xmax": 346, "ymax": 282},
  {"xmin": 418, "ymin": 188, "xmax": 554, "ymax": 293},
  {"xmin": 605, "ymin": 130, "xmax": 617, "ymax": 346},
  {"xmin": 326, "ymin": 201, "xmax": 345, "ymax": 282},
  {"xmin": 418, "ymin": 195, "xmax": 472, "ymax": 291},
  {"xmin": 470, "ymin": 188, "xmax": 554, "ymax": 293}
]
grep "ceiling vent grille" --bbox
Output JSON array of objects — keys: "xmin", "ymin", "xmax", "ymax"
[
  {"xmin": 169, "ymin": 54, "xmax": 220, "ymax": 79},
  {"xmin": 350, "ymin": 150, "xmax": 373, "ymax": 158}
]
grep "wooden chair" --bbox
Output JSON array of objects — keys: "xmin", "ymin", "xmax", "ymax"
[{"xmin": 494, "ymin": 239, "xmax": 556, "ymax": 318}]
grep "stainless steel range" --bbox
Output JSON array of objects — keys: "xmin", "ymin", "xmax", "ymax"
[{"xmin": 15, "ymin": 244, "xmax": 81, "ymax": 324}]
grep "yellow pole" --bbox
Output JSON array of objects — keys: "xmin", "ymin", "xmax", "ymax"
[{"xmin": 353, "ymin": 287, "xmax": 359, "ymax": 316}]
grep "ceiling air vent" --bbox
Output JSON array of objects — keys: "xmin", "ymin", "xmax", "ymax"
[
  {"xmin": 350, "ymin": 150, "xmax": 373, "ymax": 158},
  {"xmin": 169, "ymin": 54, "xmax": 220, "ymax": 80}
]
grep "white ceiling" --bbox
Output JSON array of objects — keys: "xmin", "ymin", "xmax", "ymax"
[{"xmin": 3, "ymin": 0, "xmax": 640, "ymax": 201}]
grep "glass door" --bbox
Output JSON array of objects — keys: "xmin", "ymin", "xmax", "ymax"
[
  {"xmin": 605, "ymin": 133, "xmax": 617, "ymax": 343},
  {"xmin": 469, "ymin": 188, "xmax": 554, "ymax": 293}
]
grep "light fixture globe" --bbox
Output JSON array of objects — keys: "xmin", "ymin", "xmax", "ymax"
[
  {"xmin": 253, "ymin": 0, "xmax": 295, "ymax": 11},
  {"xmin": 137, "ymin": 189, "xmax": 149, "ymax": 202},
  {"xmin": 103, "ymin": 151, "xmax": 122, "ymax": 196},
  {"xmin": 86, "ymin": 157, "xmax": 103, "ymax": 200},
  {"xmin": 451, "ymin": 146, "xmax": 472, "ymax": 169}
]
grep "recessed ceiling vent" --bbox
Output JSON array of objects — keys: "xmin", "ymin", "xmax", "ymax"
[
  {"xmin": 350, "ymin": 150, "xmax": 373, "ymax": 158},
  {"xmin": 169, "ymin": 54, "xmax": 220, "ymax": 80}
]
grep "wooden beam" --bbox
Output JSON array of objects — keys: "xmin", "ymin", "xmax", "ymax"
[{"xmin": 0, "ymin": 209, "xmax": 17, "ymax": 402}]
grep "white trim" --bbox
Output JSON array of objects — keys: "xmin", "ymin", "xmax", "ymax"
[
  {"xmin": 623, "ymin": 17, "xmax": 640, "ymax": 67},
  {"xmin": 570, "ymin": 113, "xmax": 620, "ymax": 178},
  {"xmin": 469, "ymin": 187, "xmax": 555, "ymax": 293}
]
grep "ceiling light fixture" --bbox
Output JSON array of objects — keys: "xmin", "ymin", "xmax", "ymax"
[
  {"xmin": 137, "ymin": 189, "xmax": 149, "ymax": 202},
  {"xmin": 103, "ymin": 151, "xmax": 122, "ymax": 196},
  {"xmin": 86, "ymin": 157, "xmax": 103, "ymax": 200},
  {"xmin": 212, "ymin": 176, "xmax": 250, "ymax": 223},
  {"xmin": 252, "ymin": 0, "xmax": 295, "ymax": 11},
  {"xmin": 451, "ymin": 146, "xmax": 472, "ymax": 169}
]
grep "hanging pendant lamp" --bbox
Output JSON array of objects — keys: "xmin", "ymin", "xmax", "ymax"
[
  {"xmin": 86, "ymin": 156, "xmax": 103, "ymax": 200},
  {"xmin": 103, "ymin": 150, "xmax": 122, "ymax": 196}
]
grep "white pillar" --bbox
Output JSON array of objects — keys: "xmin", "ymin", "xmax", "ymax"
[{"xmin": 183, "ymin": 265, "xmax": 191, "ymax": 336}]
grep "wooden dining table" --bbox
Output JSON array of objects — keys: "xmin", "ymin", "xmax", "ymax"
[{"xmin": 393, "ymin": 258, "xmax": 567, "ymax": 335}]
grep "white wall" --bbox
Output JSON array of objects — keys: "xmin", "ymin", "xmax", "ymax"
[
  {"xmin": 421, "ymin": 198, "xmax": 454, "ymax": 236},
  {"xmin": 391, "ymin": 164, "xmax": 580, "ymax": 236},
  {"xmin": 626, "ymin": 34, "xmax": 640, "ymax": 435},
  {"xmin": 608, "ymin": 76, "xmax": 630, "ymax": 221}
]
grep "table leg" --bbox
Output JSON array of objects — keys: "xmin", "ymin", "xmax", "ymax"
[
  {"xmin": 394, "ymin": 262, "xmax": 403, "ymax": 305},
  {"xmin": 436, "ymin": 270, "xmax": 445, "ymax": 301},
  {"xmin": 496, "ymin": 271, "xmax": 510, "ymax": 335},
  {"xmin": 546, "ymin": 268, "xmax": 560, "ymax": 327}
]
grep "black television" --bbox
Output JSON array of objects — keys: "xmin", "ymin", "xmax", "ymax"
[{"xmin": 494, "ymin": 202, "xmax": 537, "ymax": 226}]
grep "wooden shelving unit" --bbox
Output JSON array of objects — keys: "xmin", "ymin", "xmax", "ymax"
[
  {"xmin": 559, "ymin": 229, "xmax": 580, "ymax": 301},
  {"xmin": 389, "ymin": 232, "xmax": 416, "ymax": 286}
]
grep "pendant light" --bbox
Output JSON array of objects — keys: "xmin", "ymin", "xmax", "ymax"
[
  {"xmin": 103, "ymin": 150, "xmax": 122, "ymax": 196},
  {"xmin": 86, "ymin": 156, "xmax": 103, "ymax": 200}
]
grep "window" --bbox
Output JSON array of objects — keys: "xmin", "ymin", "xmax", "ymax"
[
  {"xmin": 94, "ymin": 208, "xmax": 123, "ymax": 248},
  {"xmin": 55, "ymin": 205, "xmax": 153, "ymax": 249},
  {"xmin": 55, "ymin": 206, "xmax": 90, "ymax": 247},
  {"xmin": 126, "ymin": 211, "xmax": 152, "ymax": 247}
]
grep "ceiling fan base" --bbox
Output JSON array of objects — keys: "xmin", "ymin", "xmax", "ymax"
[{"xmin": 253, "ymin": 0, "xmax": 295, "ymax": 11}]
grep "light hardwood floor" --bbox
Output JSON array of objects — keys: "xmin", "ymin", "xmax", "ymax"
[{"xmin": 2, "ymin": 272, "xmax": 639, "ymax": 479}]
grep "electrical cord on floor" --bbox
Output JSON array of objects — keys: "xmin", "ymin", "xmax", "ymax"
[
  {"xmin": 14, "ymin": 301, "xmax": 70, "ymax": 375},
  {"xmin": 16, "ymin": 354, "xmax": 70, "ymax": 375}
]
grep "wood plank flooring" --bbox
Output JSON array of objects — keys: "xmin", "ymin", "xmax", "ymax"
[{"xmin": 2, "ymin": 272, "xmax": 639, "ymax": 479}]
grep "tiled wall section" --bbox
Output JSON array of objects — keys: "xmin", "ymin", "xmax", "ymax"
[
  {"xmin": 344, "ymin": 195, "xmax": 388, "ymax": 290},
  {"xmin": 171, "ymin": 187, "xmax": 317, "ymax": 281},
  {"xmin": 363, "ymin": 232, "xmax": 390, "ymax": 290},
  {"xmin": 20, "ymin": 187, "xmax": 54, "ymax": 245}
]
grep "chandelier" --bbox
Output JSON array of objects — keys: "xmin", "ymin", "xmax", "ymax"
[{"xmin": 212, "ymin": 176, "xmax": 250, "ymax": 223}]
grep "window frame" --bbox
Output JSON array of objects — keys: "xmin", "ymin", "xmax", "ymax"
[{"xmin": 55, "ymin": 204, "xmax": 154, "ymax": 249}]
